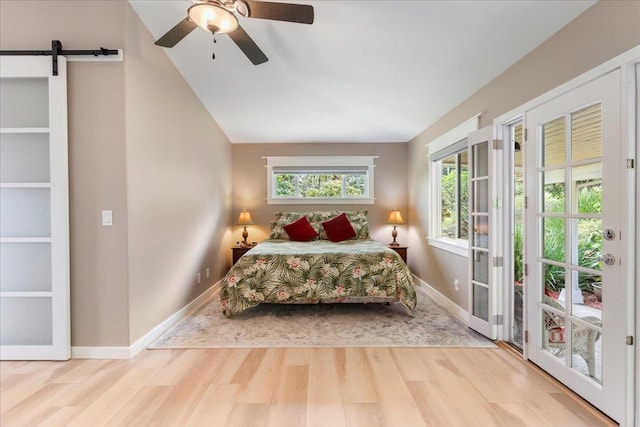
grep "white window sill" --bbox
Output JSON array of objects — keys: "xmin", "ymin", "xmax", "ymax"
[
  {"xmin": 267, "ymin": 198, "xmax": 375, "ymax": 205},
  {"xmin": 427, "ymin": 237, "xmax": 469, "ymax": 257}
]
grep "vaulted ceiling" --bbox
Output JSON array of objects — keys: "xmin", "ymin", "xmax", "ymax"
[{"xmin": 129, "ymin": 0, "xmax": 596, "ymax": 144}]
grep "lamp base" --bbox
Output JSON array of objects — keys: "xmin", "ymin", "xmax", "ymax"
[
  {"xmin": 390, "ymin": 225, "xmax": 399, "ymax": 247},
  {"xmin": 241, "ymin": 226, "xmax": 249, "ymax": 247}
]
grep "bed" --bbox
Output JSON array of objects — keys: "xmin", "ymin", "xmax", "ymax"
[{"xmin": 220, "ymin": 210, "xmax": 417, "ymax": 317}]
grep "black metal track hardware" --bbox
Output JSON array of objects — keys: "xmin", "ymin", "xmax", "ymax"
[{"xmin": 0, "ymin": 40, "xmax": 119, "ymax": 76}]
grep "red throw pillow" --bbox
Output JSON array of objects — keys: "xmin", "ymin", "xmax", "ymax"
[
  {"xmin": 322, "ymin": 213, "xmax": 356, "ymax": 242},
  {"xmin": 284, "ymin": 216, "xmax": 318, "ymax": 242}
]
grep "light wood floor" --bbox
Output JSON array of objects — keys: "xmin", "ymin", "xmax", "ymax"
[{"xmin": 0, "ymin": 346, "xmax": 615, "ymax": 427}]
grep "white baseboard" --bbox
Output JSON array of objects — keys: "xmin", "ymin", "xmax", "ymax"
[
  {"xmin": 71, "ymin": 280, "xmax": 222, "ymax": 359},
  {"xmin": 412, "ymin": 274, "xmax": 469, "ymax": 323},
  {"xmin": 71, "ymin": 346, "xmax": 131, "ymax": 360}
]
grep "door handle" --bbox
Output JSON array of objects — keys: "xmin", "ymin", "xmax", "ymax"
[{"xmin": 602, "ymin": 253, "xmax": 615, "ymax": 265}]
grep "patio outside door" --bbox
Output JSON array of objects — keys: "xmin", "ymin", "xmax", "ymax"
[{"xmin": 524, "ymin": 69, "xmax": 625, "ymax": 421}]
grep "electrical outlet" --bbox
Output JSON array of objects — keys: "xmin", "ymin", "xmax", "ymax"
[
  {"xmin": 453, "ymin": 279, "xmax": 460, "ymax": 291},
  {"xmin": 205, "ymin": 268, "xmax": 210, "ymax": 279},
  {"xmin": 197, "ymin": 272, "xmax": 201, "ymax": 284}
]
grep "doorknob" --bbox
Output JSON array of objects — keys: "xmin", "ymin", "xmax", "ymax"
[{"xmin": 602, "ymin": 253, "xmax": 615, "ymax": 265}]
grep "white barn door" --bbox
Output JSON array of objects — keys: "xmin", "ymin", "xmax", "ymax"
[{"xmin": 0, "ymin": 56, "xmax": 70, "ymax": 360}]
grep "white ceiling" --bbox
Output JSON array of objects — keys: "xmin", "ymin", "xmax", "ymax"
[{"xmin": 128, "ymin": 0, "xmax": 596, "ymax": 144}]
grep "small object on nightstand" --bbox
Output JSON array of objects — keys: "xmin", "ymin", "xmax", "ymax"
[{"xmin": 388, "ymin": 245, "xmax": 408, "ymax": 263}]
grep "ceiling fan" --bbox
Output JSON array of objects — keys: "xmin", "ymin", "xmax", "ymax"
[{"xmin": 155, "ymin": 0, "xmax": 314, "ymax": 65}]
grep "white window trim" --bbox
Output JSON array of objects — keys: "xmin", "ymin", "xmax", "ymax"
[
  {"xmin": 264, "ymin": 156, "xmax": 377, "ymax": 205},
  {"xmin": 426, "ymin": 114, "xmax": 480, "ymax": 256}
]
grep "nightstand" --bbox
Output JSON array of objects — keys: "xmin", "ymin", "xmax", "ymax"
[
  {"xmin": 232, "ymin": 246, "xmax": 252, "ymax": 265},
  {"xmin": 388, "ymin": 245, "xmax": 408, "ymax": 263}
]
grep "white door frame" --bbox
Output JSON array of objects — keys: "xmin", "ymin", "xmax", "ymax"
[{"xmin": 493, "ymin": 46, "xmax": 639, "ymax": 426}]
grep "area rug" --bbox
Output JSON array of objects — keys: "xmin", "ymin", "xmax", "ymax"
[{"xmin": 149, "ymin": 290, "xmax": 495, "ymax": 349}]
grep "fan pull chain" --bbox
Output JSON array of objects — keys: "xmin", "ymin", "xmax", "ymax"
[{"xmin": 212, "ymin": 35, "xmax": 217, "ymax": 60}]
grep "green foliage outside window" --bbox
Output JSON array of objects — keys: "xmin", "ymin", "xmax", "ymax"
[
  {"xmin": 275, "ymin": 173, "xmax": 367, "ymax": 199},
  {"xmin": 534, "ymin": 181, "xmax": 603, "ymax": 292},
  {"xmin": 276, "ymin": 174, "xmax": 296, "ymax": 197},
  {"xmin": 440, "ymin": 155, "xmax": 469, "ymax": 240}
]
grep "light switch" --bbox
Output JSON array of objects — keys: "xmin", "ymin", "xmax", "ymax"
[{"xmin": 102, "ymin": 210, "xmax": 113, "ymax": 226}]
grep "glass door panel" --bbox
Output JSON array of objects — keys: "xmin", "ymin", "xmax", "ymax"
[
  {"xmin": 542, "ymin": 116, "xmax": 565, "ymax": 166},
  {"xmin": 0, "ymin": 133, "xmax": 50, "ymax": 182},
  {"xmin": 0, "ymin": 189, "xmax": 51, "ymax": 237},
  {"xmin": 0, "ymin": 243, "xmax": 52, "ymax": 292},
  {"xmin": 0, "ymin": 297, "xmax": 52, "ymax": 345},
  {"xmin": 0, "ymin": 77, "xmax": 49, "ymax": 127},
  {"xmin": 510, "ymin": 121, "xmax": 525, "ymax": 348}
]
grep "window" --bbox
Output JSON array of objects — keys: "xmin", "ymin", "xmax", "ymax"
[
  {"xmin": 265, "ymin": 156, "xmax": 376, "ymax": 204},
  {"xmin": 439, "ymin": 149, "xmax": 469, "ymax": 240},
  {"xmin": 427, "ymin": 115, "xmax": 479, "ymax": 256}
]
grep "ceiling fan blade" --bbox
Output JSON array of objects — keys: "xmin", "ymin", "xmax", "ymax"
[
  {"xmin": 228, "ymin": 25, "xmax": 269, "ymax": 65},
  {"xmin": 243, "ymin": 1, "xmax": 314, "ymax": 24},
  {"xmin": 155, "ymin": 18, "xmax": 198, "ymax": 48}
]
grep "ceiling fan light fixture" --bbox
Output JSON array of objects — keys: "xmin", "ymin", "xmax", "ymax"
[{"xmin": 188, "ymin": 3, "xmax": 238, "ymax": 34}]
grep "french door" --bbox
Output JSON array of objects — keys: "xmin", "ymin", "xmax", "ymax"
[
  {"xmin": 524, "ymin": 70, "xmax": 625, "ymax": 421},
  {"xmin": 467, "ymin": 126, "xmax": 500, "ymax": 339},
  {"xmin": 0, "ymin": 56, "xmax": 70, "ymax": 360}
]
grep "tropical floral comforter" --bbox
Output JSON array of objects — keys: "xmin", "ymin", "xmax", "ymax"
[{"xmin": 220, "ymin": 239, "xmax": 417, "ymax": 317}]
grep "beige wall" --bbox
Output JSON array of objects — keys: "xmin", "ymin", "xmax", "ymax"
[
  {"xmin": 124, "ymin": 5, "xmax": 232, "ymax": 343},
  {"xmin": 407, "ymin": 0, "xmax": 640, "ymax": 310},
  {"xmin": 231, "ymin": 143, "xmax": 408, "ymax": 252},
  {"xmin": 0, "ymin": 1, "xmax": 233, "ymax": 347}
]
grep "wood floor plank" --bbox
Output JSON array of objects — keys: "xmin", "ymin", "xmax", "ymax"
[
  {"xmin": 444, "ymin": 348, "xmax": 522, "ymax": 376},
  {"xmin": 283, "ymin": 348, "xmax": 310, "ymax": 366},
  {"xmin": 105, "ymin": 385, "xmax": 172, "ymax": 427},
  {"xmin": 307, "ymin": 349, "xmax": 345, "ymax": 427},
  {"xmin": 413, "ymin": 348, "xmax": 448, "ymax": 361},
  {"xmin": 225, "ymin": 403, "xmax": 270, "ymax": 427},
  {"xmin": 390, "ymin": 348, "xmax": 431, "ymax": 381},
  {"xmin": 236, "ymin": 349, "xmax": 284, "ymax": 404},
  {"xmin": 146, "ymin": 349, "xmax": 209, "ymax": 386},
  {"xmin": 67, "ymin": 368, "xmax": 156, "ymax": 427},
  {"xmin": 421, "ymin": 358, "xmax": 501, "ymax": 426},
  {"xmin": 343, "ymin": 402, "xmax": 386, "ymax": 427},
  {"xmin": 338, "ymin": 348, "xmax": 377, "ymax": 404},
  {"xmin": 129, "ymin": 348, "xmax": 179, "ymax": 370},
  {"xmin": 147, "ymin": 351, "xmax": 229, "ymax": 426},
  {"xmin": 51, "ymin": 359, "xmax": 114, "ymax": 384},
  {"xmin": 206, "ymin": 349, "xmax": 252, "ymax": 385},
  {"xmin": 0, "ymin": 362, "xmax": 72, "ymax": 413},
  {"xmin": 542, "ymin": 393, "xmax": 614, "ymax": 427},
  {"xmin": 364, "ymin": 348, "xmax": 426, "ymax": 427},
  {"xmin": 406, "ymin": 379, "xmax": 468, "ymax": 427},
  {"xmin": 185, "ymin": 383, "xmax": 241, "ymax": 427},
  {"xmin": 267, "ymin": 365, "xmax": 308, "ymax": 427},
  {"xmin": 45, "ymin": 361, "xmax": 128, "ymax": 408},
  {"xmin": 490, "ymin": 402, "xmax": 554, "ymax": 427},
  {"xmin": 32, "ymin": 406, "xmax": 82, "ymax": 427},
  {"xmin": 229, "ymin": 348, "xmax": 268, "ymax": 386},
  {"xmin": 0, "ymin": 382, "xmax": 69, "ymax": 426}
]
